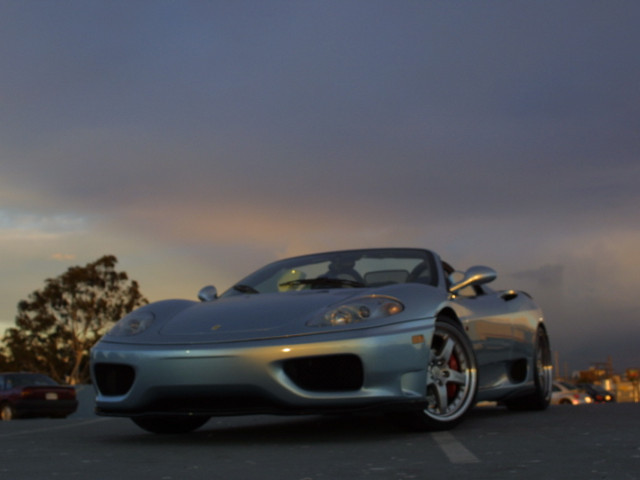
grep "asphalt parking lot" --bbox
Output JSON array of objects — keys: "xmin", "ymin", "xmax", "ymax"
[{"xmin": 1, "ymin": 387, "xmax": 639, "ymax": 480}]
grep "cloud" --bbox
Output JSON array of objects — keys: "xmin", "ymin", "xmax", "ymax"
[
  {"xmin": 0, "ymin": 210, "xmax": 87, "ymax": 241},
  {"xmin": 1, "ymin": 1, "xmax": 639, "ymax": 371},
  {"xmin": 51, "ymin": 253, "xmax": 77, "ymax": 261}
]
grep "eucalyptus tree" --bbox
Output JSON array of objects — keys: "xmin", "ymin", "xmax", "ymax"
[{"xmin": 2, "ymin": 255, "xmax": 147, "ymax": 384}]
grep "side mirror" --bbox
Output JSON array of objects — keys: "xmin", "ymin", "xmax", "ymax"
[
  {"xmin": 198, "ymin": 285, "xmax": 218, "ymax": 302},
  {"xmin": 449, "ymin": 266, "xmax": 497, "ymax": 294}
]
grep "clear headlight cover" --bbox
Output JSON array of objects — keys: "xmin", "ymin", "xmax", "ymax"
[
  {"xmin": 309, "ymin": 296, "xmax": 404, "ymax": 327},
  {"xmin": 107, "ymin": 311, "xmax": 155, "ymax": 336}
]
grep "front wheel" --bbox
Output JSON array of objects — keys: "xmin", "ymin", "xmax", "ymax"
[
  {"xmin": 132, "ymin": 415, "xmax": 210, "ymax": 434},
  {"xmin": 1, "ymin": 404, "xmax": 16, "ymax": 421},
  {"xmin": 406, "ymin": 317, "xmax": 478, "ymax": 430}
]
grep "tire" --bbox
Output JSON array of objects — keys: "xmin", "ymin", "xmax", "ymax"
[
  {"xmin": 406, "ymin": 316, "xmax": 478, "ymax": 430},
  {"xmin": 131, "ymin": 415, "xmax": 210, "ymax": 434},
  {"xmin": 505, "ymin": 326, "xmax": 552, "ymax": 411},
  {"xmin": 1, "ymin": 404, "xmax": 16, "ymax": 421}
]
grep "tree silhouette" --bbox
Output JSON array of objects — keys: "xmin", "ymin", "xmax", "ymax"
[{"xmin": 1, "ymin": 255, "xmax": 147, "ymax": 384}]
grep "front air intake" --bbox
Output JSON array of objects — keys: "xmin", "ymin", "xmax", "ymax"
[
  {"xmin": 283, "ymin": 354, "xmax": 364, "ymax": 392},
  {"xmin": 93, "ymin": 363, "xmax": 135, "ymax": 396}
]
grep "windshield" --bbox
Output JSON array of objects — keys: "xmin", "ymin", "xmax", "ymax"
[{"xmin": 220, "ymin": 248, "xmax": 437, "ymax": 297}]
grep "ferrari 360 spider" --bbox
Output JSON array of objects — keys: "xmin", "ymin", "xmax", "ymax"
[{"xmin": 91, "ymin": 248, "xmax": 552, "ymax": 433}]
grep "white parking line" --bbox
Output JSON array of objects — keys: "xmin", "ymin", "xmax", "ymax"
[
  {"xmin": 0, "ymin": 417, "xmax": 111, "ymax": 437},
  {"xmin": 431, "ymin": 431, "xmax": 480, "ymax": 464}
]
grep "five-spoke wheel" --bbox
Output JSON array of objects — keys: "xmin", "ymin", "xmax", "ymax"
[{"xmin": 408, "ymin": 316, "xmax": 478, "ymax": 430}]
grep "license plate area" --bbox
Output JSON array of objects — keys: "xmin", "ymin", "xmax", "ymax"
[{"xmin": 45, "ymin": 392, "xmax": 59, "ymax": 400}]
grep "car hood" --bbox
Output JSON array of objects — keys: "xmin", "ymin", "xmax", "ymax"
[
  {"xmin": 160, "ymin": 291, "xmax": 345, "ymax": 339},
  {"xmin": 101, "ymin": 284, "xmax": 443, "ymax": 345}
]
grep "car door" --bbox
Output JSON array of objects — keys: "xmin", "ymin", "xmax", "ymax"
[{"xmin": 454, "ymin": 286, "xmax": 530, "ymax": 390}]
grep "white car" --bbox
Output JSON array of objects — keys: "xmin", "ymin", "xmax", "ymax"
[{"xmin": 551, "ymin": 381, "xmax": 592, "ymax": 405}]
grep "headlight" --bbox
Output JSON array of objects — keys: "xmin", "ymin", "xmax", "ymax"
[
  {"xmin": 308, "ymin": 296, "xmax": 404, "ymax": 327},
  {"xmin": 107, "ymin": 311, "xmax": 155, "ymax": 336}
]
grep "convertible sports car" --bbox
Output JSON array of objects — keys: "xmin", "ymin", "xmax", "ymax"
[{"xmin": 91, "ymin": 248, "xmax": 552, "ymax": 434}]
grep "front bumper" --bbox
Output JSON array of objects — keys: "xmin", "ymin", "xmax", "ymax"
[{"xmin": 91, "ymin": 320, "xmax": 433, "ymax": 417}]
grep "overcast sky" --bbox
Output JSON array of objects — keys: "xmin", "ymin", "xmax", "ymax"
[{"xmin": 1, "ymin": 1, "xmax": 639, "ymax": 374}]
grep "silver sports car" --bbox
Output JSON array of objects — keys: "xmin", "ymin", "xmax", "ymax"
[{"xmin": 91, "ymin": 248, "xmax": 552, "ymax": 434}]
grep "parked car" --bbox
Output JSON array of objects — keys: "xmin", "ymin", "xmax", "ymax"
[
  {"xmin": 579, "ymin": 383, "xmax": 616, "ymax": 403},
  {"xmin": 91, "ymin": 247, "xmax": 553, "ymax": 434},
  {"xmin": 0, "ymin": 372, "xmax": 78, "ymax": 420},
  {"xmin": 551, "ymin": 381, "xmax": 592, "ymax": 405}
]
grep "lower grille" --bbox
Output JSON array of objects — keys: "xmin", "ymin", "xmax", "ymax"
[{"xmin": 283, "ymin": 354, "xmax": 364, "ymax": 392}]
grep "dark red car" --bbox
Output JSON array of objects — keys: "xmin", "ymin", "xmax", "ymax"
[{"xmin": 0, "ymin": 372, "xmax": 78, "ymax": 420}]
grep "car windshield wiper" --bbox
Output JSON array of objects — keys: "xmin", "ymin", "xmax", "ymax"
[
  {"xmin": 279, "ymin": 278, "xmax": 365, "ymax": 289},
  {"xmin": 232, "ymin": 284, "xmax": 260, "ymax": 294}
]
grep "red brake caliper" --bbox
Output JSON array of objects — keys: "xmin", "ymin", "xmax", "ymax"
[{"xmin": 447, "ymin": 353, "xmax": 459, "ymax": 399}]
